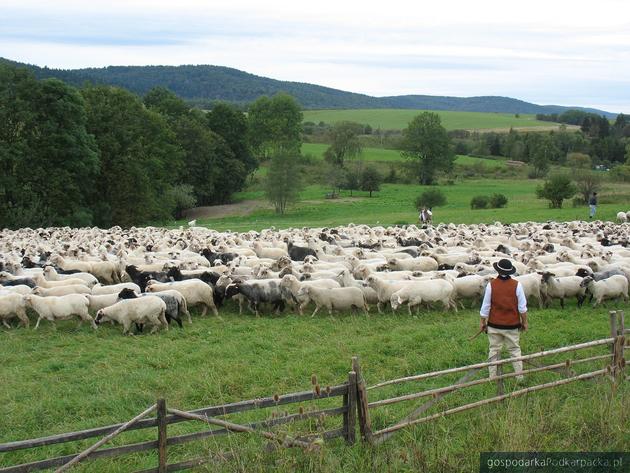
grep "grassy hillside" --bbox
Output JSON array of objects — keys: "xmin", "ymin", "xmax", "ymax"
[
  {"xmin": 1, "ymin": 301, "xmax": 626, "ymax": 472},
  {"xmin": 302, "ymin": 143, "xmax": 507, "ymax": 168},
  {"xmin": 303, "ymin": 109, "xmax": 561, "ymax": 131},
  {"xmin": 178, "ymin": 179, "xmax": 630, "ymax": 232}
]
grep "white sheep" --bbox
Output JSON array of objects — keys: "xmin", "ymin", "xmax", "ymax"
[
  {"xmin": 146, "ymin": 280, "xmax": 218, "ymax": 317},
  {"xmin": 514, "ymin": 273, "xmax": 544, "ymax": 309},
  {"xmin": 387, "ymin": 257, "xmax": 438, "ymax": 272},
  {"xmin": 539, "ymin": 272, "xmax": 586, "ymax": 308},
  {"xmin": 86, "ymin": 293, "xmax": 120, "ymax": 313},
  {"xmin": 95, "ymin": 297, "xmax": 168, "ymax": 334},
  {"xmin": 580, "ymin": 275, "xmax": 629, "ymax": 307},
  {"xmin": 32, "ymin": 285, "xmax": 91, "ymax": 297},
  {"xmin": 253, "ymin": 242, "xmax": 288, "ymax": 260},
  {"xmin": 91, "ymin": 282, "xmax": 141, "ymax": 295},
  {"xmin": 43, "ymin": 266, "xmax": 98, "ymax": 287},
  {"xmin": 24, "ymin": 294, "xmax": 94, "ymax": 329},
  {"xmin": 296, "ymin": 286, "xmax": 368, "ymax": 317},
  {"xmin": 447, "ymin": 274, "xmax": 488, "ymax": 308},
  {"xmin": 279, "ymin": 274, "xmax": 340, "ymax": 315},
  {"xmin": 33, "ymin": 274, "xmax": 89, "ymax": 289},
  {"xmin": 0, "ymin": 293, "xmax": 29, "ymax": 328},
  {"xmin": 390, "ymin": 279, "xmax": 457, "ymax": 315},
  {"xmin": 616, "ymin": 212, "xmax": 628, "ymax": 223},
  {"xmin": 0, "ymin": 285, "xmax": 33, "ymax": 295}
]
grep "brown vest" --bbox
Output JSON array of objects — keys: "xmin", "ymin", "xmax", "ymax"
[{"xmin": 488, "ymin": 277, "xmax": 520, "ymax": 329}]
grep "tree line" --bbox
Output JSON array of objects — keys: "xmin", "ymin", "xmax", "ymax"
[{"xmin": 0, "ymin": 64, "xmax": 308, "ymax": 229}]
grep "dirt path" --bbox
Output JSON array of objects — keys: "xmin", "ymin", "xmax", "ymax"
[{"xmin": 183, "ymin": 200, "xmax": 271, "ymax": 219}]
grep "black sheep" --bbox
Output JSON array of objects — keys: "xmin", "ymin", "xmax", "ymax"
[
  {"xmin": 125, "ymin": 265, "xmax": 169, "ymax": 292},
  {"xmin": 286, "ymin": 241, "xmax": 318, "ymax": 262}
]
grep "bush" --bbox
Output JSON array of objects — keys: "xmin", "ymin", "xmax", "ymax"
[
  {"xmin": 415, "ymin": 188, "xmax": 447, "ymax": 210},
  {"xmin": 470, "ymin": 195, "xmax": 489, "ymax": 209},
  {"xmin": 536, "ymin": 174, "xmax": 576, "ymax": 209},
  {"xmin": 489, "ymin": 193, "xmax": 508, "ymax": 208}
]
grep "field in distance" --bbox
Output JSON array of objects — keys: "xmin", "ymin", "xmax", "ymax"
[{"xmin": 303, "ymin": 109, "xmax": 565, "ymax": 131}]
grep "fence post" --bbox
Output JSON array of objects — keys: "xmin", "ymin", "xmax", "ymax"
[
  {"xmin": 352, "ymin": 356, "xmax": 373, "ymax": 444},
  {"xmin": 343, "ymin": 371, "xmax": 357, "ymax": 445},
  {"xmin": 157, "ymin": 399, "xmax": 167, "ymax": 473}
]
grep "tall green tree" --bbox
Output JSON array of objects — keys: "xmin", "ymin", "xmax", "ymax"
[
  {"xmin": 82, "ymin": 85, "xmax": 182, "ymax": 227},
  {"xmin": 207, "ymin": 102, "xmax": 257, "ymax": 189},
  {"xmin": 265, "ymin": 151, "xmax": 303, "ymax": 214},
  {"xmin": 401, "ymin": 112, "xmax": 453, "ymax": 185},
  {"xmin": 323, "ymin": 121, "xmax": 363, "ymax": 167},
  {"xmin": 0, "ymin": 66, "xmax": 99, "ymax": 228},
  {"xmin": 248, "ymin": 93, "xmax": 302, "ymax": 158}
]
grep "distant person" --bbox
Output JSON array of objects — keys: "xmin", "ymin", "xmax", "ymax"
[
  {"xmin": 426, "ymin": 207, "xmax": 433, "ymax": 224},
  {"xmin": 589, "ymin": 192, "xmax": 598, "ymax": 219},
  {"xmin": 479, "ymin": 259, "xmax": 528, "ymax": 381},
  {"xmin": 419, "ymin": 207, "xmax": 427, "ymax": 225}
]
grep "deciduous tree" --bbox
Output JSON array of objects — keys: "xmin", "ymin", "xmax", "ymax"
[{"xmin": 401, "ymin": 112, "xmax": 453, "ymax": 185}]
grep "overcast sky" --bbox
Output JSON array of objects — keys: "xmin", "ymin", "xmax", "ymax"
[{"xmin": 3, "ymin": 0, "xmax": 630, "ymax": 113}]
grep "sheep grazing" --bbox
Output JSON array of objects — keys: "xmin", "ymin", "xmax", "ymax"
[
  {"xmin": 580, "ymin": 275, "xmax": 629, "ymax": 307},
  {"xmin": 296, "ymin": 285, "xmax": 368, "ymax": 317},
  {"xmin": 224, "ymin": 279, "xmax": 284, "ymax": 316},
  {"xmin": 279, "ymin": 274, "xmax": 340, "ymax": 315},
  {"xmin": 33, "ymin": 274, "xmax": 89, "ymax": 289},
  {"xmin": 43, "ymin": 266, "xmax": 98, "ymax": 287},
  {"xmin": 32, "ymin": 285, "xmax": 91, "ymax": 297},
  {"xmin": 95, "ymin": 297, "xmax": 168, "ymax": 335},
  {"xmin": 117, "ymin": 288, "xmax": 186, "ymax": 328},
  {"xmin": 146, "ymin": 279, "xmax": 218, "ymax": 317},
  {"xmin": 390, "ymin": 279, "xmax": 457, "ymax": 315},
  {"xmin": 0, "ymin": 293, "xmax": 30, "ymax": 328},
  {"xmin": 91, "ymin": 282, "xmax": 141, "ymax": 296},
  {"xmin": 617, "ymin": 212, "xmax": 628, "ymax": 223},
  {"xmin": 539, "ymin": 272, "xmax": 586, "ymax": 309},
  {"xmin": 24, "ymin": 294, "xmax": 95, "ymax": 330}
]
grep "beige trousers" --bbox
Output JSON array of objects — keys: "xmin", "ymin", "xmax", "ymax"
[{"xmin": 487, "ymin": 327, "xmax": 523, "ymax": 379}]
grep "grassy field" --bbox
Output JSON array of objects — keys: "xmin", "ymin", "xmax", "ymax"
[
  {"xmin": 302, "ymin": 143, "xmax": 507, "ymax": 168},
  {"xmin": 303, "ymin": 109, "xmax": 559, "ymax": 131},
  {"xmin": 181, "ymin": 180, "xmax": 628, "ymax": 232},
  {"xmin": 1, "ymin": 300, "xmax": 627, "ymax": 472}
]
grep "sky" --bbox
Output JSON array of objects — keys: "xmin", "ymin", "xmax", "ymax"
[{"xmin": 2, "ymin": 0, "xmax": 630, "ymax": 113}]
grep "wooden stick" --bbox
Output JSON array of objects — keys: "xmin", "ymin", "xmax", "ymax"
[
  {"xmin": 372, "ymin": 369, "xmax": 607, "ymax": 438},
  {"xmin": 167, "ymin": 408, "xmax": 316, "ymax": 450},
  {"xmin": 367, "ymin": 354, "xmax": 612, "ymax": 409},
  {"xmin": 54, "ymin": 404, "xmax": 156, "ymax": 473},
  {"xmin": 368, "ymin": 338, "xmax": 614, "ymax": 390}
]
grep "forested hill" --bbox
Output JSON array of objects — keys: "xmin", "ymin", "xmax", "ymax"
[{"xmin": 0, "ymin": 57, "xmax": 614, "ymax": 116}]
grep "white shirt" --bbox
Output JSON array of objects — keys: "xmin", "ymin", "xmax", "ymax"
[{"xmin": 479, "ymin": 277, "xmax": 527, "ymax": 318}]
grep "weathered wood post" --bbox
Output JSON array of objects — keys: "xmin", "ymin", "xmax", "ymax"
[
  {"xmin": 157, "ymin": 399, "xmax": 167, "ymax": 473},
  {"xmin": 343, "ymin": 371, "xmax": 357, "ymax": 445},
  {"xmin": 615, "ymin": 311, "xmax": 625, "ymax": 381},
  {"xmin": 352, "ymin": 356, "xmax": 373, "ymax": 444}
]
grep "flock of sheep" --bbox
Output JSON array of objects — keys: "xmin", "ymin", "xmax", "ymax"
[{"xmin": 1, "ymin": 219, "xmax": 629, "ymax": 334}]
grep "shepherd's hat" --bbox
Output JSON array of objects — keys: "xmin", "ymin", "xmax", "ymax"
[{"xmin": 493, "ymin": 258, "xmax": 516, "ymax": 275}]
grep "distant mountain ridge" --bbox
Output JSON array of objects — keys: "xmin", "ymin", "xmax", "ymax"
[{"xmin": 0, "ymin": 57, "xmax": 615, "ymax": 117}]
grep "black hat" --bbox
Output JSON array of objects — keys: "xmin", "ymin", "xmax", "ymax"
[{"xmin": 493, "ymin": 258, "xmax": 516, "ymax": 275}]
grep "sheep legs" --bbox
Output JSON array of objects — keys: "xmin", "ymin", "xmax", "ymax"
[
  {"xmin": 311, "ymin": 306, "xmax": 320, "ymax": 318},
  {"xmin": 2, "ymin": 320, "xmax": 11, "ymax": 329}
]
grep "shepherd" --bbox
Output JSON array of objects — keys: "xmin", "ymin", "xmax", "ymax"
[{"xmin": 479, "ymin": 258, "xmax": 528, "ymax": 381}]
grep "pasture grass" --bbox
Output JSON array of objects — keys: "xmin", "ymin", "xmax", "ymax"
[
  {"xmin": 301, "ymin": 143, "xmax": 507, "ymax": 168},
  {"xmin": 1, "ymin": 299, "xmax": 628, "ymax": 472},
  {"xmin": 183, "ymin": 180, "xmax": 628, "ymax": 232},
  {"xmin": 302, "ymin": 109, "xmax": 558, "ymax": 131}
]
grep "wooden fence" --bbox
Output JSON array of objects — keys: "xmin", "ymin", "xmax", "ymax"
[{"xmin": 0, "ymin": 311, "xmax": 626, "ymax": 471}]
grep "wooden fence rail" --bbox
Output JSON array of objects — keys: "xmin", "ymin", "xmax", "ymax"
[{"xmin": 0, "ymin": 311, "xmax": 625, "ymax": 471}]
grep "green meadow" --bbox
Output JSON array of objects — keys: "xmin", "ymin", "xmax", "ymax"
[
  {"xmin": 181, "ymin": 180, "xmax": 627, "ymax": 232},
  {"xmin": 1, "ymin": 301, "xmax": 627, "ymax": 472},
  {"xmin": 302, "ymin": 143, "xmax": 507, "ymax": 168},
  {"xmin": 303, "ymin": 109, "xmax": 559, "ymax": 131}
]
